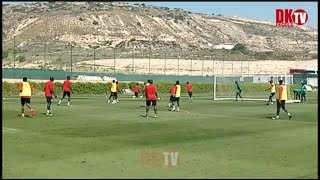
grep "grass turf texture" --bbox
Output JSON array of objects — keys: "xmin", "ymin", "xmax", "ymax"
[{"xmin": 2, "ymin": 92, "xmax": 318, "ymax": 178}]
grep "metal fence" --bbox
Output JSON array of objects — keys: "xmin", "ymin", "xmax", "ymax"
[{"xmin": 2, "ymin": 38, "xmax": 316, "ymax": 82}]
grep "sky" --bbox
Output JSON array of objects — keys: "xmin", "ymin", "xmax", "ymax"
[{"xmin": 3, "ymin": 1, "xmax": 318, "ymax": 29}]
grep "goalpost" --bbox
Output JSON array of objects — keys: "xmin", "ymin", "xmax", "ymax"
[{"xmin": 213, "ymin": 74, "xmax": 298, "ymax": 103}]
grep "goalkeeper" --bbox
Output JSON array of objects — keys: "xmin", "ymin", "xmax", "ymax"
[
  {"xmin": 301, "ymin": 82, "xmax": 308, "ymax": 103},
  {"xmin": 235, "ymin": 81, "xmax": 243, "ymax": 101}
]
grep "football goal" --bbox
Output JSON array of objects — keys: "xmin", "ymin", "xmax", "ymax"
[{"xmin": 213, "ymin": 74, "xmax": 298, "ymax": 103}]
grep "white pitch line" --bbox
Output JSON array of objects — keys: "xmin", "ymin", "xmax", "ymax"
[
  {"xmin": 181, "ymin": 109, "xmax": 317, "ymax": 124},
  {"xmin": 75, "ymin": 104, "xmax": 318, "ymax": 125},
  {"xmin": 2, "ymin": 127, "xmax": 19, "ymax": 131}
]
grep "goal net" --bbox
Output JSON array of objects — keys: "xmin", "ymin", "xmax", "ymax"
[{"xmin": 213, "ymin": 74, "xmax": 297, "ymax": 103}]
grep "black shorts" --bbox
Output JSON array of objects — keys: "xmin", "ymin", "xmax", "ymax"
[
  {"xmin": 134, "ymin": 92, "xmax": 139, "ymax": 97},
  {"xmin": 146, "ymin": 100, "xmax": 157, "ymax": 106},
  {"xmin": 63, "ymin": 91, "xmax": 71, "ymax": 98},
  {"xmin": 46, "ymin": 96, "xmax": 52, "ymax": 103},
  {"xmin": 173, "ymin": 97, "xmax": 180, "ymax": 102},
  {"xmin": 270, "ymin": 92, "xmax": 275, "ymax": 96},
  {"xmin": 188, "ymin": 91, "xmax": 193, "ymax": 96},
  {"xmin": 21, "ymin": 97, "xmax": 31, "ymax": 106},
  {"xmin": 169, "ymin": 95, "xmax": 174, "ymax": 102},
  {"xmin": 277, "ymin": 100, "xmax": 286, "ymax": 109}
]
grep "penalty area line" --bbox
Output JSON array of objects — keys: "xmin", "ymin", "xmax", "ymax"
[{"xmin": 76, "ymin": 104, "xmax": 317, "ymax": 125}]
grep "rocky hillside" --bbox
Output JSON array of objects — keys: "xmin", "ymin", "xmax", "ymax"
[{"xmin": 2, "ymin": 2, "xmax": 318, "ymax": 72}]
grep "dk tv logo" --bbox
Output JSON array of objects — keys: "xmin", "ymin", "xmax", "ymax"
[
  {"xmin": 140, "ymin": 148, "xmax": 180, "ymax": 168},
  {"xmin": 276, "ymin": 9, "xmax": 308, "ymax": 27}
]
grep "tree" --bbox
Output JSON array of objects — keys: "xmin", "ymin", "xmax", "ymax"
[
  {"xmin": 232, "ymin": 43, "xmax": 247, "ymax": 53},
  {"xmin": 2, "ymin": 50, "xmax": 8, "ymax": 59}
]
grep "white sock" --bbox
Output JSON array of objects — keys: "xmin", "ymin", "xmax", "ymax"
[
  {"xmin": 68, "ymin": 102, "xmax": 70, "ymax": 106},
  {"xmin": 58, "ymin": 100, "xmax": 61, "ymax": 104},
  {"xmin": 47, "ymin": 110, "xmax": 50, "ymax": 114}
]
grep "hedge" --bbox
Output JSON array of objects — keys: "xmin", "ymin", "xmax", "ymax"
[{"xmin": 2, "ymin": 81, "xmax": 300, "ymax": 96}]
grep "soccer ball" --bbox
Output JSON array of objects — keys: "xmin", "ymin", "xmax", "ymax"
[{"xmin": 158, "ymin": 97, "xmax": 161, "ymax": 100}]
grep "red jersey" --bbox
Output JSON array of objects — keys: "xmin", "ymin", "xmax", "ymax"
[
  {"xmin": 186, "ymin": 84, "xmax": 192, "ymax": 92},
  {"xmin": 44, "ymin": 81, "xmax": 54, "ymax": 97},
  {"xmin": 62, "ymin": 80, "xmax": 72, "ymax": 92},
  {"xmin": 169, "ymin": 86, "xmax": 176, "ymax": 96},
  {"xmin": 145, "ymin": 84, "xmax": 157, "ymax": 101},
  {"xmin": 133, "ymin": 85, "xmax": 140, "ymax": 93},
  {"xmin": 116, "ymin": 83, "xmax": 120, "ymax": 92}
]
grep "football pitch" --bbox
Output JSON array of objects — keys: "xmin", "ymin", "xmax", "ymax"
[{"xmin": 2, "ymin": 93, "xmax": 318, "ymax": 178}]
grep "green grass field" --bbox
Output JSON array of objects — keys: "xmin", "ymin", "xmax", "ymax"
[{"xmin": 3, "ymin": 93, "xmax": 318, "ymax": 178}]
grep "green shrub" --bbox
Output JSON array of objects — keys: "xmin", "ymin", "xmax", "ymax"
[
  {"xmin": 1, "ymin": 81, "xmax": 301, "ymax": 96},
  {"xmin": 17, "ymin": 55, "xmax": 26, "ymax": 62},
  {"xmin": 310, "ymin": 53, "xmax": 318, "ymax": 59}
]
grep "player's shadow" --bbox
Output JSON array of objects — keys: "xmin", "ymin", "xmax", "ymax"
[
  {"xmin": 16, "ymin": 114, "xmax": 32, "ymax": 118},
  {"xmin": 139, "ymin": 105, "xmax": 146, "ymax": 108},
  {"xmin": 265, "ymin": 116, "xmax": 273, "ymax": 119}
]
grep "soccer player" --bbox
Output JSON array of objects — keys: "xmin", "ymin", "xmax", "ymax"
[
  {"xmin": 172, "ymin": 81, "xmax": 181, "ymax": 111},
  {"xmin": 108, "ymin": 80, "xmax": 117, "ymax": 104},
  {"xmin": 44, "ymin": 76, "xmax": 57, "ymax": 116},
  {"xmin": 168, "ymin": 84, "xmax": 176, "ymax": 108},
  {"xmin": 301, "ymin": 82, "xmax": 307, "ymax": 103},
  {"xmin": 265, "ymin": 80, "xmax": 276, "ymax": 105},
  {"xmin": 116, "ymin": 81, "xmax": 120, "ymax": 103},
  {"xmin": 186, "ymin": 82, "xmax": 193, "ymax": 101},
  {"xmin": 19, "ymin": 77, "xmax": 35, "ymax": 117},
  {"xmin": 132, "ymin": 83, "xmax": 140, "ymax": 100},
  {"xmin": 145, "ymin": 80, "xmax": 158, "ymax": 118},
  {"xmin": 272, "ymin": 80, "xmax": 292, "ymax": 120},
  {"xmin": 58, "ymin": 76, "xmax": 72, "ymax": 106},
  {"xmin": 235, "ymin": 81, "xmax": 243, "ymax": 101},
  {"xmin": 140, "ymin": 81, "xmax": 150, "ymax": 98}
]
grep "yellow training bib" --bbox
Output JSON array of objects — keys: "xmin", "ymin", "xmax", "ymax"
[
  {"xmin": 111, "ymin": 83, "xmax": 117, "ymax": 92},
  {"xmin": 21, "ymin": 82, "xmax": 31, "ymax": 97},
  {"xmin": 277, "ymin": 85, "xmax": 287, "ymax": 100},
  {"xmin": 271, "ymin": 83, "xmax": 276, "ymax": 93},
  {"xmin": 175, "ymin": 85, "xmax": 181, "ymax": 97}
]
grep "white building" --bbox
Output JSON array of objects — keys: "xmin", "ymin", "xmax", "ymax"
[{"xmin": 212, "ymin": 44, "xmax": 236, "ymax": 50}]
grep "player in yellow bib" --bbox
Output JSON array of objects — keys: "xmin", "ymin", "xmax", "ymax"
[
  {"xmin": 272, "ymin": 79, "xmax": 292, "ymax": 120},
  {"xmin": 107, "ymin": 80, "xmax": 118, "ymax": 104},
  {"xmin": 266, "ymin": 80, "xmax": 276, "ymax": 105},
  {"xmin": 171, "ymin": 81, "xmax": 181, "ymax": 111},
  {"xmin": 19, "ymin": 77, "xmax": 35, "ymax": 117}
]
